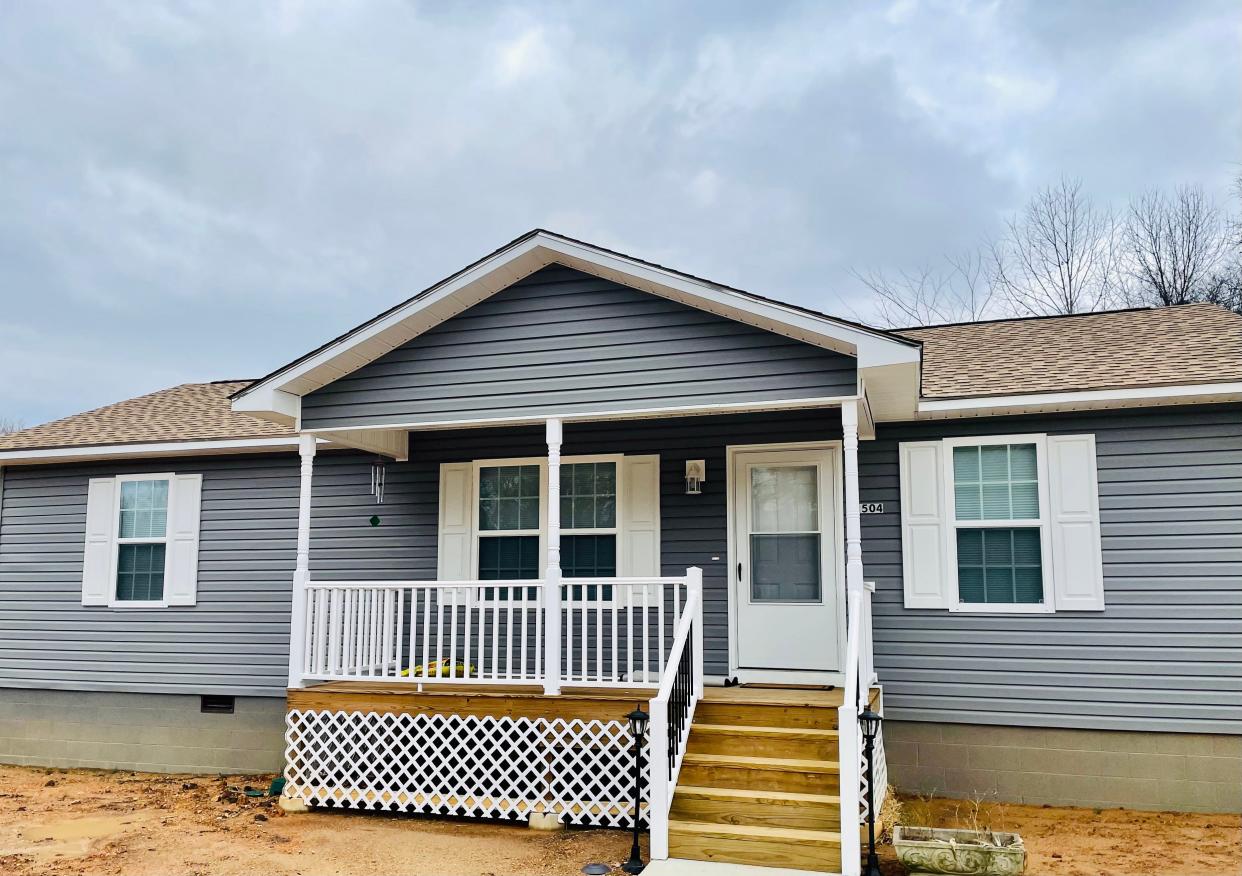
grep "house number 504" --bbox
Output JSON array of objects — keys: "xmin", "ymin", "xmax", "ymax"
[{"xmin": 859, "ymin": 502, "xmax": 884, "ymax": 514}]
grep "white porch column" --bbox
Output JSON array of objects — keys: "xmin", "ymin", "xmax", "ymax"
[
  {"xmin": 841, "ymin": 401, "xmax": 864, "ymax": 599},
  {"xmin": 543, "ymin": 418, "xmax": 563, "ymax": 695},
  {"xmin": 287, "ymin": 434, "xmax": 316, "ymax": 689}
]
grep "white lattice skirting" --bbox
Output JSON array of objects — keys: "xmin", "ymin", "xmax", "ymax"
[
  {"xmin": 859, "ymin": 723, "xmax": 888, "ymax": 823},
  {"xmin": 285, "ymin": 709, "xmax": 647, "ymax": 827}
]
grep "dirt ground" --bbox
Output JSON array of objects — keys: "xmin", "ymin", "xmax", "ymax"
[
  {"xmin": 0, "ymin": 765, "xmax": 1237, "ymax": 876},
  {"xmin": 878, "ymin": 794, "xmax": 1241, "ymax": 876}
]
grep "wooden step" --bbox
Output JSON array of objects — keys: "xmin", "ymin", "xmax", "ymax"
[
  {"xmin": 677, "ymin": 752, "xmax": 840, "ymax": 795},
  {"xmin": 694, "ymin": 700, "xmax": 839, "ymax": 731},
  {"xmin": 668, "ymin": 819, "xmax": 842, "ymax": 873},
  {"xmin": 670, "ymin": 785, "xmax": 841, "ymax": 831},
  {"xmin": 687, "ymin": 723, "xmax": 840, "ymax": 760}
]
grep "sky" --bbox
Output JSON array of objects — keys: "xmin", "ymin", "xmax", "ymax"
[{"xmin": 1, "ymin": 0, "xmax": 1239, "ymax": 427}]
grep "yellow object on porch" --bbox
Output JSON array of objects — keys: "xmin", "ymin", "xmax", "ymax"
[{"xmin": 400, "ymin": 660, "xmax": 476, "ymax": 678}]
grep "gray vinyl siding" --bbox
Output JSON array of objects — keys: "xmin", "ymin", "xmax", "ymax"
[
  {"xmin": 861, "ymin": 404, "xmax": 1242, "ymax": 735},
  {"xmin": 307, "ymin": 409, "xmax": 845, "ymax": 677},
  {"xmin": 0, "ymin": 454, "xmax": 300, "ymax": 696},
  {"xmin": 300, "ymin": 265, "xmax": 857, "ymax": 429}
]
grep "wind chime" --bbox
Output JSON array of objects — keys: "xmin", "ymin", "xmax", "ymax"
[{"xmin": 370, "ymin": 456, "xmax": 387, "ymax": 504}]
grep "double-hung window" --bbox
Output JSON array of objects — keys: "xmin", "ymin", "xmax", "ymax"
[
  {"xmin": 114, "ymin": 475, "xmax": 171, "ymax": 604},
  {"xmin": 898, "ymin": 433, "xmax": 1104, "ymax": 613},
  {"xmin": 947, "ymin": 438, "xmax": 1049, "ymax": 610},
  {"xmin": 476, "ymin": 463, "xmax": 543, "ymax": 600},
  {"xmin": 437, "ymin": 453, "xmax": 660, "ymax": 595},
  {"xmin": 560, "ymin": 459, "xmax": 617, "ymax": 601},
  {"xmin": 81, "ymin": 471, "xmax": 203, "ymax": 608}
]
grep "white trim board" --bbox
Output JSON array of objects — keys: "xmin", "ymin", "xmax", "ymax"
[
  {"xmin": 0, "ymin": 436, "xmax": 315, "ymax": 466},
  {"xmin": 232, "ymin": 230, "xmax": 918, "ymax": 418},
  {"xmin": 917, "ymin": 382, "xmax": 1242, "ymax": 417}
]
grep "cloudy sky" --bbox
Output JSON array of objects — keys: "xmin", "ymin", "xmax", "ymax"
[{"xmin": 1, "ymin": 0, "xmax": 1238, "ymax": 427}]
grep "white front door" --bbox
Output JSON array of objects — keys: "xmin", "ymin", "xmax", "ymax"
[{"xmin": 732, "ymin": 447, "xmax": 841, "ymax": 674}]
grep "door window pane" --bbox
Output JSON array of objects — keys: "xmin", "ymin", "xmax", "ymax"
[
  {"xmin": 956, "ymin": 528, "xmax": 1043, "ymax": 604},
  {"xmin": 479, "ymin": 465, "xmax": 540, "ymax": 531},
  {"xmin": 751, "ymin": 466, "xmax": 817, "ymax": 532},
  {"xmin": 750, "ymin": 534, "xmax": 821, "ymax": 602},
  {"xmin": 953, "ymin": 444, "xmax": 1039, "ymax": 521},
  {"xmin": 116, "ymin": 543, "xmax": 166, "ymax": 602}
]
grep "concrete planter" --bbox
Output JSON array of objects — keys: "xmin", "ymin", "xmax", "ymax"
[{"xmin": 892, "ymin": 826, "xmax": 1026, "ymax": 876}]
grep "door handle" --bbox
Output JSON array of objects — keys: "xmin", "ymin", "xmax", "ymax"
[{"xmin": 737, "ymin": 562, "xmax": 743, "ymax": 582}]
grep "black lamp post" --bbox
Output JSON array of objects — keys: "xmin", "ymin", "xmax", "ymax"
[
  {"xmin": 622, "ymin": 706, "xmax": 650, "ymax": 875},
  {"xmin": 859, "ymin": 708, "xmax": 883, "ymax": 876}
]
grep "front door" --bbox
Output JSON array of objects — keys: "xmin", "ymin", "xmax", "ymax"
[{"xmin": 732, "ymin": 447, "xmax": 841, "ymax": 674}]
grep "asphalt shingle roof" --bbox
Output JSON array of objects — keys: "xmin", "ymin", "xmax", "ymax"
[
  {"xmin": 0, "ymin": 381, "xmax": 294, "ymax": 451},
  {"xmin": 897, "ymin": 303, "xmax": 1242, "ymax": 399},
  {"xmin": 1, "ymin": 304, "xmax": 1237, "ymax": 453}
]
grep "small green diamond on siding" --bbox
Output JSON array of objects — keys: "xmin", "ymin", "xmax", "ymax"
[{"xmin": 369, "ymin": 515, "xmax": 381, "ymax": 527}]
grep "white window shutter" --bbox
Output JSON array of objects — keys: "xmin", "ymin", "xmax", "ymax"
[
  {"xmin": 899, "ymin": 441, "xmax": 951, "ymax": 609},
  {"xmin": 620, "ymin": 455, "xmax": 661, "ymax": 581},
  {"xmin": 1048, "ymin": 434, "xmax": 1105, "ymax": 611},
  {"xmin": 437, "ymin": 462, "xmax": 473, "ymax": 580},
  {"xmin": 165, "ymin": 474, "xmax": 202, "ymax": 606},
  {"xmin": 82, "ymin": 477, "xmax": 116, "ymax": 606}
]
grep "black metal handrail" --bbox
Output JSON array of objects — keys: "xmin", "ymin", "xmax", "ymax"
[{"xmin": 665, "ymin": 625, "xmax": 693, "ymax": 774}]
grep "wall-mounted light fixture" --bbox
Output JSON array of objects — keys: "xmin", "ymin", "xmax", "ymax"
[{"xmin": 685, "ymin": 460, "xmax": 706, "ymax": 495}]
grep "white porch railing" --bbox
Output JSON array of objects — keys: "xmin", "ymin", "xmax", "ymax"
[
  {"xmin": 297, "ymin": 573, "xmax": 695, "ymax": 687},
  {"xmin": 645, "ymin": 567, "xmax": 704, "ymax": 861},
  {"xmin": 837, "ymin": 581, "xmax": 883, "ymax": 876}
]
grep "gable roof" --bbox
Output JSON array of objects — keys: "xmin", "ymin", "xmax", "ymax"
[
  {"xmin": 230, "ymin": 229, "xmax": 921, "ymax": 423},
  {"xmin": 0, "ymin": 382, "xmax": 294, "ymax": 452},
  {"xmin": 899, "ymin": 303, "xmax": 1242, "ymax": 400}
]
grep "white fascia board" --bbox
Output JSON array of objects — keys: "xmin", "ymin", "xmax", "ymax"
[
  {"xmin": 0, "ymin": 436, "xmax": 313, "ymax": 466},
  {"xmin": 918, "ymin": 382, "xmax": 1242, "ymax": 417},
  {"xmin": 232, "ymin": 232, "xmax": 918, "ymax": 415}
]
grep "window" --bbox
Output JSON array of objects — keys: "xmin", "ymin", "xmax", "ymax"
[
  {"xmin": 115, "ymin": 476, "xmax": 171, "ymax": 603},
  {"xmin": 950, "ymin": 443, "xmax": 1045, "ymax": 606},
  {"xmin": 898, "ymin": 433, "xmax": 1105, "ymax": 614},
  {"xmin": 477, "ymin": 464, "xmax": 542, "ymax": 600},
  {"xmin": 561, "ymin": 461, "xmax": 617, "ymax": 600},
  {"xmin": 470, "ymin": 457, "xmax": 622, "ymax": 602},
  {"xmin": 82, "ymin": 471, "xmax": 203, "ymax": 608}
]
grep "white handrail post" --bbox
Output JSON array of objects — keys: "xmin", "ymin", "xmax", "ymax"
[
  {"xmin": 288, "ymin": 434, "xmax": 316, "ymax": 689},
  {"xmin": 647, "ymin": 698, "xmax": 670, "ymax": 860},
  {"xmin": 687, "ymin": 567, "xmax": 704, "ymax": 699},
  {"xmin": 838, "ymin": 701, "xmax": 862, "ymax": 876},
  {"xmin": 543, "ymin": 418, "xmax": 563, "ymax": 695}
]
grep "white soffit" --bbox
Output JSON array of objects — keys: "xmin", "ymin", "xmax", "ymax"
[{"xmin": 231, "ymin": 231, "xmax": 919, "ymax": 417}]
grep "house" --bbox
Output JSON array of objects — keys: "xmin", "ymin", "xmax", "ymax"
[{"xmin": 1, "ymin": 229, "xmax": 1239, "ymax": 875}]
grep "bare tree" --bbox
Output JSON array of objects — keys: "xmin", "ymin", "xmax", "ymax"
[
  {"xmin": 991, "ymin": 177, "xmax": 1121, "ymax": 315},
  {"xmin": 1123, "ymin": 184, "xmax": 1231, "ymax": 306},
  {"xmin": 852, "ymin": 250, "xmax": 997, "ymax": 328},
  {"xmin": 0, "ymin": 417, "xmax": 24, "ymax": 435}
]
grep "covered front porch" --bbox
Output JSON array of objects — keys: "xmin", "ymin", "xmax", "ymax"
[{"xmin": 280, "ymin": 404, "xmax": 884, "ymax": 874}]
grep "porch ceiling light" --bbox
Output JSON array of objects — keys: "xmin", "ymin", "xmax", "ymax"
[{"xmin": 684, "ymin": 460, "xmax": 705, "ymax": 495}]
